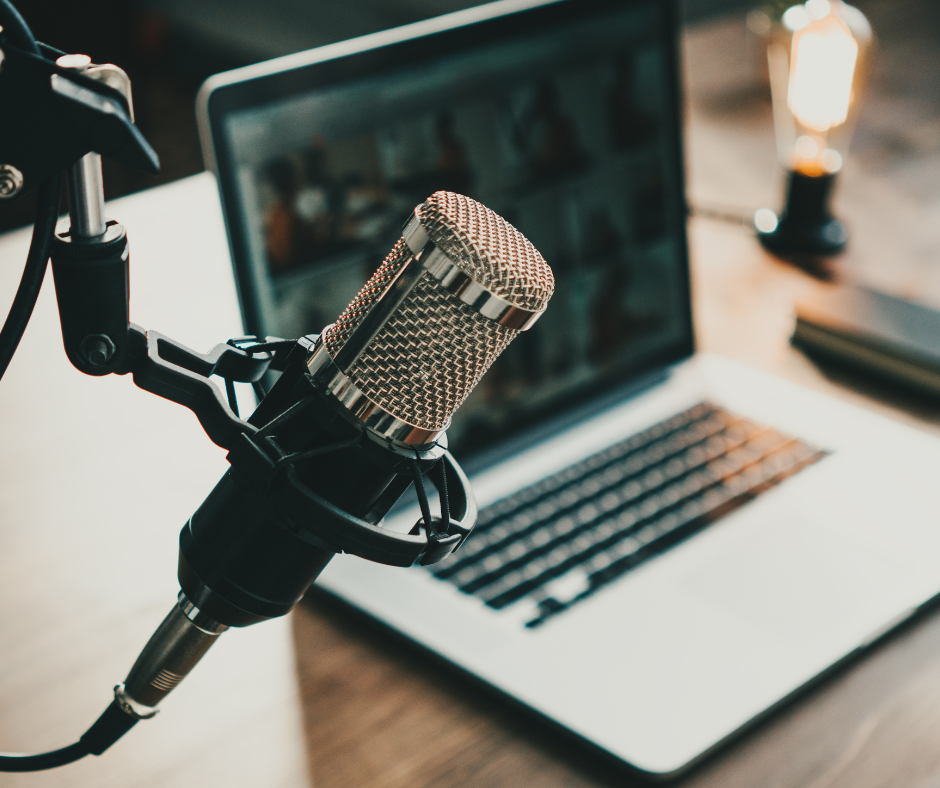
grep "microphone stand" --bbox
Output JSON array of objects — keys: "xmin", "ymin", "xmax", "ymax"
[{"xmin": 0, "ymin": 21, "xmax": 478, "ymax": 771}]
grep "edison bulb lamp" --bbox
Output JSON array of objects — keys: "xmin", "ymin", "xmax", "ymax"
[{"xmin": 753, "ymin": 0, "xmax": 872, "ymax": 256}]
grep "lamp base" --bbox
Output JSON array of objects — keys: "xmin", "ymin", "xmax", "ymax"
[
  {"xmin": 756, "ymin": 170, "xmax": 848, "ymax": 257},
  {"xmin": 757, "ymin": 214, "xmax": 848, "ymax": 256}
]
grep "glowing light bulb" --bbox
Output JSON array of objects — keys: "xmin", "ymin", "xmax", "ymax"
[
  {"xmin": 806, "ymin": 0, "xmax": 831, "ymax": 21},
  {"xmin": 756, "ymin": 0, "xmax": 872, "ymax": 257},
  {"xmin": 787, "ymin": 12, "xmax": 859, "ymax": 133}
]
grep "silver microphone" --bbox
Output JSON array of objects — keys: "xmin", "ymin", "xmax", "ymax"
[
  {"xmin": 307, "ymin": 190, "xmax": 555, "ymax": 445},
  {"xmin": 113, "ymin": 191, "xmax": 554, "ymax": 727}
]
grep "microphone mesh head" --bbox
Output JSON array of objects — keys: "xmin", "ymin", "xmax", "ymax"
[
  {"xmin": 417, "ymin": 191, "xmax": 554, "ymax": 312},
  {"xmin": 324, "ymin": 192, "xmax": 553, "ymax": 433}
]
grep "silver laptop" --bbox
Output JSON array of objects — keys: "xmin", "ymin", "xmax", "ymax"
[{"xmin": 197, "ymin": 0, "xmax": 940, "ymax": 775}]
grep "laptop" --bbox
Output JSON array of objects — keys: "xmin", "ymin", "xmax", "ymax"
[{"xmin": 197, "ymin": 0, "xmax": 940, "ymax": 776}]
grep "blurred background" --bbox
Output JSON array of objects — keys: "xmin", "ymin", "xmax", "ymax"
[
  {"xmin": 5, "ymin": 0, "xmax": 936, "ymax": 244},
  {"xmin": 1, "ymin": 0, "xmax": 757, "ymax": 232}
]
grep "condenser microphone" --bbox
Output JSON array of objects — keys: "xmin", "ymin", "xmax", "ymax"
[
  {"xmin": 114, "ymin": 191, "xmax": 554, "ymax": 723},
  {"xmin": 309, "ymin": 189, "xmax": 553, "ymax": 443}
]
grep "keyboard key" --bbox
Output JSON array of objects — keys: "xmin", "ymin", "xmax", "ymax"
[{"xmin": 429, "ymin": 402, "xmax": 828, "ymax": 626}]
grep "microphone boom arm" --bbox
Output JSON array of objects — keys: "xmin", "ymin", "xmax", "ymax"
[
  {"xmin": 38, "ymin": 204, "xmax": 479, "ymax": 756},
  {"xmin": 0, "ymin": 14, "xmax": 484, "ymax": 770},
  {"xmin": 0, "ymin": 38, "xmax": 159, "ymax": 200},
  {"xmin": 58, "ymin": 314, "xmax": 478, "ymax": 567}
]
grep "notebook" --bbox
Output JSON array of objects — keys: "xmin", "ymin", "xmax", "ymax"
[{"xmin": 794, "ymin": 282, "xmax": 940, "ymax": 399}]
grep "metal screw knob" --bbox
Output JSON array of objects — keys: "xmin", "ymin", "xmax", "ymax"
[
  {"xmin": 55, "ymin": 53, "xmax": 92, "ymax": 72},
  {"xmin": 0, "ymin": 164, "xmax": 24, "ymax": 199},
  {"xmin": 80, "ymin": 334, "xmax": 117, "ymax": 367}
]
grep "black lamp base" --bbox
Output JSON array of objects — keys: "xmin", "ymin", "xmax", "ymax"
[{"xmin": 757, "ymin": 170, "xmax": 848, "ymax": 257}]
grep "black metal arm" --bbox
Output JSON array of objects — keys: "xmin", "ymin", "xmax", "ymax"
[
  {"xmin": 123, "ymin": 326, "xmax": 271, "ymax": 450},
  {"xmin": 45, "ymin": 199, "xmax": 478, "ymax": 567},
  {"xmin": 0, "ymin": 4, "xmax": 480, "ymax": 773},
  {"xmin": 0, "ymin": 37, "xmax": 159, "ymax": 200}
]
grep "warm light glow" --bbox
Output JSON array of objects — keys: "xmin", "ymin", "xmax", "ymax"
[
  {"xmin": 782, "ymin": 5, "xmax": 810, "ymax": 31},
  {"xmin": 787, "ymin": 11, "xmax": 859, "ymax": 132},
  {"xmin": 805, "ymin": 0, "xmax": 831, "ymax": 21},
  {"xmin": 795, "ymin": 135, "xmax": 819, "ymax": 158},
  {"xmin": 820, "ymin": 148, "xmax": 843, "ymax": 172}
]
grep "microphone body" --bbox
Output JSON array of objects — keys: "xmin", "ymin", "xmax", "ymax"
[
  {"xmin": 118, "ymin": 192, "xmax": 554, "ymax": 716},
  {"xmin": 180, "ymin": 340, "xmax": 443, "ymax": 629}
]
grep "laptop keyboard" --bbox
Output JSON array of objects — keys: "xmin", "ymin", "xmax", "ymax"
[{"xmin": 428, "ymin": 402, "xmax": 829, "ymax": 628}]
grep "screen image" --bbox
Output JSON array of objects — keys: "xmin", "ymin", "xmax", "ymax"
[{"xmin": 223, "ymin": 1, "xmax": 689, "ymax": 455}]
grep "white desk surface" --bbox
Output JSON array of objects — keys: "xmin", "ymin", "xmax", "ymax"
[{"xmin": 0, "ymin": 173, "xmax": 310, "ymax": 787}]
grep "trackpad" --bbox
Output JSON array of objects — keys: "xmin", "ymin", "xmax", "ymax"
[{"xmin": 681, "ymin": 512, "xmax": 911, "ymax": 644}]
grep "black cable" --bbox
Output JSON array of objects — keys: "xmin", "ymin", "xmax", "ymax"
[
  {"xmin": 0, "ymin": 0, "xmax": 40, "ymax": 54},
  {"xmin": 0, "ymin": 2, "xmax": 143, "ymax": 772},
  {"xmin": 0, "ymin": 700, "xmax": 138, "ymax": 772},
  {"xmin": 0, "ymin": 174, "xmax": 62, "ymax": 383},
  {"xmin": 688, "ymin": 201, "xmax": 757, "ymax": 228},
  {"xmin": 0, "ymin": 741, "xmax": 88, "ymax": 772}
]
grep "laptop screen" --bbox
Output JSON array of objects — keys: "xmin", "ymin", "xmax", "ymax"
[{"xmin": 202, "ymin": 0, "xmax": 691, "ymax": 457}]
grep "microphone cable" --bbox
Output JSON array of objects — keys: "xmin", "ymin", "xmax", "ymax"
[
  {"xmin": 0, "ymin": 0, "xmax": 62, "ymax": 384},
  {"xmin": 0, "ymin": 174, "xmax": 63, "ymax": 383},
  {"xmin": 0, "ymin": 168, "xmax": 136, "ymax": 767},
  {"xmin": 0, "ymin": 1, "xmax": 141, "ymax": 771},
  {"xmin": 0, "ymin": 701, "xmax": 140, "ymax": 772},
  {"xmin": 0, "ymin": 0, "xmax": 39, "ymax": 55}
]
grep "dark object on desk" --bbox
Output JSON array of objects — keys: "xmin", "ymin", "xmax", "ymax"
[
  {"xmin": 793, "ymin": 283, "xmax": 940, "ymax": 398},
  {"xmin": 757, "ymin": 170, "xmax": 848, "ymax": 258}
]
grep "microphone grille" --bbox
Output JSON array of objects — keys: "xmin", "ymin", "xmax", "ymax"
[
  {"xmin": 322, "ymin": 193, "xmax": 553, "ymax": 435},
  {"xmin": 417, "ymin": 191, "xmax": 554, "ymax": 312},
  {"xmin": 324, "ymin": 238, "xmax": 410, "ymax": 352}
]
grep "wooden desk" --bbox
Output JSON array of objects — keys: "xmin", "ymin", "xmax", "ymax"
[
  {"xmin": 2, "ymin": 11, "xmax": 940, "ymax": 788},
  {"xmin": 289, "ymin": 13, "xmax": 940, "ymax": 788},
  {"xmin": 288, "ymin": 223, "xmax": 940, "ymax": 788}
]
